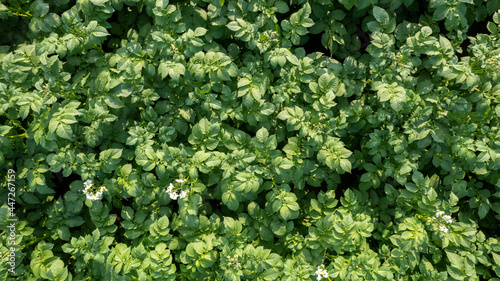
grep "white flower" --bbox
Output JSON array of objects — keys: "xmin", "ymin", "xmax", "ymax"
[
  {"xmin": 166, "ymin": 179, "xmax": 189, "ymax": 200},
  {"xmin": 169, "ymin": 191, "xmax": 179, "ymax": 200},
  {"xmin": 84, "ymin": 179, "xmax": 93, "ymax": 188},
  {"xmin": 315, "ymin": 270, "xmax": 322, "ymax": 281},
  {"xmin": 436, "ymin": 211, "xmax": 453, "ymax": 223},
  {"xmin": 315, "ymin": 266, "xmax": 329, "ymax": 280},
  {"xmin": 439, "ymin": 225, "xmax": 449, "ymax": 233},
  {"xmin": 227, "ymin": 254, "xmax": 241, "ymax": 269},
  {"xmin": 442, "ymin": 215, "xmax": 453, "ymax": 223},
  {"xmin": 166, "ymin": 183, "xmax": 174, "ymax": 193},
  {"xmin": 436, "ymin": 211, "xmax": 445, "ymax": 218},
  {"xmin": 180, "ymin": 190, "xmax": 188, "ymax": 199},
  {"xmin": 83, "ymin": 182, "xmax": 107, "ymax": 201},
  {"xmin": 86, "ymin": 193, "xmax": 100, "ymax": 200}
]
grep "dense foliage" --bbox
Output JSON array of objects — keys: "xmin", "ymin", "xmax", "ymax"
[{"xmin": 1, "ymin": 0, "xmax": 500, "ymax": 280}]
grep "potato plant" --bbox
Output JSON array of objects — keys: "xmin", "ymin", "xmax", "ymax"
[{"xmin": 1, "ymin": 0, "xmax": 500, "ymax": 280}]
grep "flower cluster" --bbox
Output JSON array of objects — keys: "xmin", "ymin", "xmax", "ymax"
[
  {"xmin": 436, "ymin": 211, "xmax": 453, "ymax": 223},
  {"xmin": 488, "ymin": 53, "xmax": 500, "ymax": 67},
  {"xmin": 226, "ymin": 254, "xmax": 241, "ymax": 270},
  {"xmin": 315, "ymin": 265, "xmax": 329, "ymax": 281},
  {"xmin": 82, "ymin": 180, "xmax": 107, "ymax": 201},
  {"xmin": 439, "ymin": 225, "xmax": 449, "ymax": 233},
  {"xmin": 435, "ymin": 210, "xmax": 453, "ymax": 233},
  {"xmin": 166, "ymin": 179, "xmax": 188, "ymax": 200}
]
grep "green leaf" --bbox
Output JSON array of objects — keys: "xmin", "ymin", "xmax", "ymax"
[
  {"xmin": 92, "ymin": 26, "xmax": 110, "ymax": 38},
  {"xmin": 279, "ymin": 158, "xmax": 294, "ymax": 170},
  {"xmin": 56, "ymin": 124, "xmax": 73, "ymax": 140},
  {"xmin": 125, "ymin": 229, "xmax": 142, "ymax": 239},
  {"xmin": 122, "ymin": 206, "xmax": 134, "ymax": 220},
  {"xmin": 198, "ymin": 118, "xmax": 210, "ymax": 135},
  {"xmin": 48, "ymin": 119, "xmax": 58, "ymax": 133},
  {"xmin": 446, "ymin": 251, "xmax": 463, "ymax": 266},
  {"xmin": 22, "ymin": 193, "xmax": 41, "ymax": 204},
  {"xmin": 275, "ymin": 1, "xmax": 289, "ymax": 13},
  {"xmin": 90, "ymin": 0, "xmax": 107, "ymax": 6},
  {"xmin": 222, "ymin": 192, "xmax": 239, "ymax": 211},
  {"xmin": 260, "ymin": 103, "xmax": 275, "ymax": 115},
  {"xmin": 338, "ymin": 0, "xmax": 355, "ymax": 10},
  {"xmin": 57, "ymin": 226, "xmax": 70, "ymax": 241},
  {"xmin": 478, "ymin": 204, "xmax": 490, "ymax": 219},
  {"xmin": 100, "ymin": 148, "xmax": 122, "ymax": 173},
  {"xmin": 421, "ymin": 26, "xmax": 433, "ymax": 37},
  {"xmin": 262, "ymin": 268, "xmax": 280, "ymax": 280},
  {"xmin": 447, "ymin": 265, "xmax": 465, "ymax": 280},
  {"xmin": 492, "ymin": 253, "xmax": 500, "ymax": 266},
  {"xmin": 66, "ymin": 216, "xmax": 85, "ymax": 227},
  {"xmin": 373, "ymin": 6, "xmax": 389, "ymax": 24},
  {"xmin": 104, "ymin": 95, "xmax": 124, "ymax": 109},
  {"xmin": 433, "ymin": 5, "xmax": 449, "ymax": 21},
  {"xmin": 390, "ymin": 94, "xmax": 404, "ymax": 112},
  {"xmin": 256, "ymin": 127, "xmax": 269, "ymax": 142},
  {"xmin": 31, "ymin": 0, "xmax": 49, "ymax": 17},
  {"xmin": 280, "ymin": 206, "xmax": 291, "ymax": 220},
  {"xmin": 48, "ymin": 259, "xmax": 67, "ymax": 280},
  {"xmin": 158, "ymin": 62, "xmax": 170, "ymax": 79},
  {"xmin": 318, "ymin": 73, "xmax": 334, "ymax": 91},
  {"xmin": 194, "ymin": 27, "xmax": 207, "ymax": 36},
  {"xmin": 277, "ymin": 110, "xmax": 290, "ymax": 120},
  {"xmin": 340, "ymin": 158, "xmax": 351, "ymax": 173},
  {"xmin": 59, "ymin": 114, "xmax": 78, "ymax": 125}
]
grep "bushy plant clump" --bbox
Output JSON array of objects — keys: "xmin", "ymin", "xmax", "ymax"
[{"xmin": 1, "ymin": 0, "xmax": 500, "ymax": 280}]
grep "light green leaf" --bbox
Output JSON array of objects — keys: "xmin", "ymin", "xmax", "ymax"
[
  {"xmin": 340, "ymin": 159, "xmax": 351, "ymax": 173},
  {"xmin": 492, "ymin": 252, "xmax": 500, "ymax": 266},
  {"xmin": 390, "ymin": 93, "xmax": 405, "ymax": 112},
  {"xmin": 373, "ymin": 6, "xmax": 389, "ymax": 23},
  {"xmin": 59, "ymin": 114, "xmax": 78, "ymax": 124},
  {"xmin": 279, "ymin": 158, "xmax": 294, "ymax": 170},
  {"xmin": 280, "ymin": 206, "xmax": 291, "ymax": 220},
  {"xmin": 198, "ymin": 118, "xmax": 210, "ymax": 135},
  {"xmin": 56, "ymin": 124, "xmax": 73, "ymax": 140},
  {"xmin": 421, "ymin": 26, "xmax": 433, "ymax": 37},
  {"xmin": 104, "ymin": 95, "xmax": 124, "ymax": 109},
  {"xmin": 262, "ymin": 268, "xmax": 280, "ymax": 280},
  {"xmin": 256, "ymin": 127, "xmax": 269, "ymax": 142},
  {"xmin": 100, "ymin": 148, "xmax": 123, "ymax": 160},
  {"xmin": 260, "ymin": 103, "xmax": 275, "ymax": 115},
  {"xmin": 90, "ymin": 0, "xmax": 108, "ymax": 7},
  {"xmin": 222, "ymin": 192, "xmax": 239, "ymax": 211},
  {"xmin": 92, "ymin": 28, "xmax": 110, "ymax": 38},
  {"xmin": 194, "ymin": 27, "xmax": 207, "ymax": 36}
]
